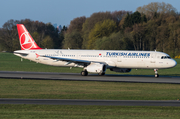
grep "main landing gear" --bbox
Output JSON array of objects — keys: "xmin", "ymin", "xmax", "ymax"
[
  {"xmin": 81, "ymin": 70, "xmax": 88, "ymax": 76},
  {"xmin": 154, "ymin": 69, "xmax": 159, "ymax": 78},
  {"xmin": 98, "ymin": 72, "xmax": 105, "ymax": 76}
]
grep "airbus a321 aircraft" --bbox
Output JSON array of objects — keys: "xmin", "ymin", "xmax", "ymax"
[{"xmin": 14, "ymin": 24, "xmax": 177, "ymax": 77}]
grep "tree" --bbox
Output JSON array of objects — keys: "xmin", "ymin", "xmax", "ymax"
[
  {"xmin": 63, "ymin": 31, "xmax": 83, "ymax": 49},
  {"xmin": 82, "ymin": 12, "xmax": 113, "ymax": 49},
  {"xmin": 41, "ymin": 36, "xmax": 54, "ymax": 49},
  {"xmin": 88, "ymin": 19, "xmax": 117, "ymax": 49},
  {"xmin": 0, "ymin": 19, "xmax": 20, "ymax": 52},
  {"xmin": 132, "ymin": 11, "xmax": 142, "ymax": 24},
  {"xmin": 156, "ymin": 24, "xmax": 169, "ymax": 52},
  {"xmin": 58, "ymin": 25, "xmax": 68, "ymax": 49},
  {"xmin": 63, "ymin": 16, "xmax": 86, "ymax": 49},
  {"xmin": 168, "ymin": 20, "xmax": 180, "ymax": 57},
  {"xmin": 141, "ymin": 15, "xmax": 147, "ymax": 23},
  {"xmin": 143, "ymin": 20, "xmax": 158, "ymax": 51},
  {"xmin": 111, "ymin": 10, "xmax": 132, "ymax": 24},
  {"xmin": 123, "ymin": 11, "xmax": 143, "ymax": 28},
  {"xmin": 131, "ymin": 24, "xmax": 145, "ymax": 50},
  {"xmin": 95, "ymin": 32, "xmax": 133, "ymax": 50},
  {"xmin": 137, "ymin": 2, "xmax": 177, "ymax": 19},
  {"xmin": 67, "ymin": 16, "xmax": 86, "ymax": 33},
  {"xmin": 0, "ymin": 19, "xmax": 65, "ymax": 51},
  {"xmin": 123, "ymin": 13, "xmax": 133, "ymax": 28}
]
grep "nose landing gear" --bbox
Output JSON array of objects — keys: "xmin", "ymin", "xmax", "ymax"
[{"xmin": 154, "ymin": 69, "xmax": 159, "ymax": 78}]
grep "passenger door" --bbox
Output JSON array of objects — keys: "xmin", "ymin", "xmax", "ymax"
[{"xmin": 150, "ymin": 53, "xmax": 156, "ymax": 63}]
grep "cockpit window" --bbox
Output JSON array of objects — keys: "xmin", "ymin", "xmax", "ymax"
[{"xmin": 161, "ymin": 56, "xmax": 171, "ymax": 59}]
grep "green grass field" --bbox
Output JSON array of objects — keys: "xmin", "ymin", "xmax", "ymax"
[
  {"xmin": 1, "ymin": 52, "xmax": 180, "ymax": 118},
  {"xmin": 1, "ymin": 78, "xmax": 180, "ymax": 100},
  {"xmin": 1, "ymin": 79, "xmax": 180, "ymax": 118},
  {"xmin": 1, "ymin": 105, "xmax": 180, "ymax": 119},
  {"xmin": 1, "ymin": 52, "xmax": 180, "ymax": 76}
]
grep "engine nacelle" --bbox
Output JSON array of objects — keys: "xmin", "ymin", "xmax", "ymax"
[
  {"xmin": 86, "ymin": 63, "xmax": 106, "ymax": 73},
  {"xmin": 110, "ymin": 68, "xmax": 131, "ymax": 73}
]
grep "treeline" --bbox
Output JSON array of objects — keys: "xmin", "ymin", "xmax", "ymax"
[
  {"xmin": 1, "ymin": 2, "xmax": 180, "ymax": 57},
  {"xmin": 0, "ymin": 19, "xmax": 67, "ymax": 52}
]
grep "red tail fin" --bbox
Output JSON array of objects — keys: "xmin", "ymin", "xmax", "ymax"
[{"xmin": 17, "ymin": 24, "xmax": 42, "ymax": 50}]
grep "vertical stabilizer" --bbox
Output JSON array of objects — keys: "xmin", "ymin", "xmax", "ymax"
[{"xmin": 17, "ymin": 24, "xmax": 42, "ymax": 50}]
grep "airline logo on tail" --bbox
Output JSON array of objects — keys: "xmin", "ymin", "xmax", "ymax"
[{"xmin": 17, "ymin": 24, "xmax": 42, "ymax": 50}]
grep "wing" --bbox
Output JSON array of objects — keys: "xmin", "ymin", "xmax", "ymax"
[
  {"xmin": 44, "ymin": 56, "xmax": 91, "ymax": 64},
  {"xmin": 42, "ymin": 56, "xmax": 106, "ymax": 65}
]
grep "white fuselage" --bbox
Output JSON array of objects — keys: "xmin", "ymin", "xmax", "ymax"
[{"xmin": 14, "ymin": 49, "xmax": 177, "ymax": 69}]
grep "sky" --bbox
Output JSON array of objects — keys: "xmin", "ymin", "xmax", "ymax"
[{"xmin": 0, "ymin": 0, "xmax": 180, "ymax": 28}]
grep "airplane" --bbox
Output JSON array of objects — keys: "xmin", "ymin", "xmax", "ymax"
[{"xmin": 14, "ymin": 24, "xmax": 177, "ymax": 77}]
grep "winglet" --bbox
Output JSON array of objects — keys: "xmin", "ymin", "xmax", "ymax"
[{"xmin": 17, "ymin": 24, "xmax": 42, "ymax": 50}]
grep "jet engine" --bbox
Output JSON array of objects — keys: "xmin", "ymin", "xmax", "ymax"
[
  {"xmin": 86, "ymin": 63, "xmax": 106, "ymax": 73},
  {"xmin": 110, "ymin": 68, "xmax": 131, "ymax": 73}
]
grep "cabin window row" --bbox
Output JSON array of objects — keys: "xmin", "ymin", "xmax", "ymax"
[{"xmin": 45, "ymin": 54, "xmax": 75, "ymax": 57}]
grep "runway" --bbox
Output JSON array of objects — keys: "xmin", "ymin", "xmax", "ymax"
[
  {"xmin": 1, "ymin": 71, "xmax": 180, "ymax": 106},
  {"xmin": 0, "ymin": 71, "xmax": 180, "ymax": 84},
  {"xmin": 0, "ymin": 99, "xmax": 180, "ymax": 106}
]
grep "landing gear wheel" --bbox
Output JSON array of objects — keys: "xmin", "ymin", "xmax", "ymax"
[
  {"xmin": 98, "ymin": 72, "xmax": 105, "ymax": 76},
  {"xmin": 81, "ymin": 70, "xmax": 88, "ymax": 76},
  {"xmin": 155, "ymin": 74, "xmax": 159, "ymax": 78},
  {"xmin": 154, "ymin": 69, "xmax": 159, "ymax": 78}
]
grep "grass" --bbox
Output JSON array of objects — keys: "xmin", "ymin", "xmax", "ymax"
[
  {"xmin": 1, "ymin": 52, "xmax": 180, "ymax": 118},
  {"xmin": 1, "ymin": 78, "xmax": 180, "ymax": 100},
  {"xmin": 1, "ymin": 52, "xmax": 180, "ymax": 76},
  {"xmin": 0, "ymin": 52, "xmax": 82, "ymax": 73},
  {"xmin": 0, "ymin": 105, "xmax": 180, "ymax": 119}
]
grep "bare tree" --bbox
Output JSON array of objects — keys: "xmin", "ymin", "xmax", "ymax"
[
  {"xmin": 67, "ymin": 16, "xmax": 86, "ymax": 33},
  {"xmin": 137, "ymin": 2, "xmax": 177, "ymax": 19}
]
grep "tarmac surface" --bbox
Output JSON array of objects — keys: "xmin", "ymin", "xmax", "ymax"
[
  {"xmin": 0, "ymin": 98, "xmax": 180, "ymax": 106},
  {"xmin": 1, "ymin": 71, "xmax": 180, "ymax": 106},
  {"xmin": 0, "ymin": 71, "xmax": 180, "ymax": 84}
]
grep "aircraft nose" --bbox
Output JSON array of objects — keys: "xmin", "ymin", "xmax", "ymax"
[{"xmin": 170, "ymin": 59, "xmax": 177, "ymax": 68}]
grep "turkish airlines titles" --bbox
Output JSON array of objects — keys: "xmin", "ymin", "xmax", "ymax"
[{"xmin": 106, "ymin": 52, "xmax": 151, "ymax": 57}]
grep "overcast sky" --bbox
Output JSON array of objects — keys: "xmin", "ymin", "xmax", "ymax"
[{"xmin": 0, "ymin": 0, "xmax": 179, "ymax": 27}]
